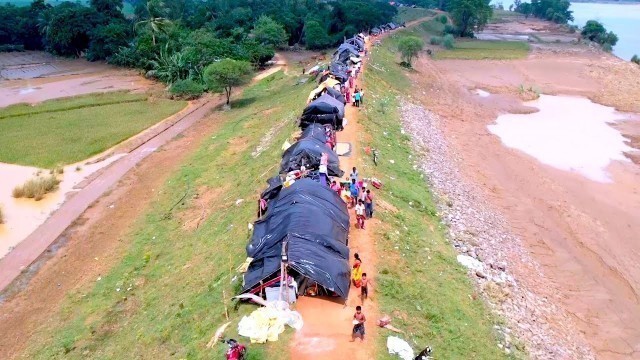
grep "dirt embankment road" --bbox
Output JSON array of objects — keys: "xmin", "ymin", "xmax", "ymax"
[{"xmin": 408, "ymin": 44, "xmax": 640, "ymax": 359}]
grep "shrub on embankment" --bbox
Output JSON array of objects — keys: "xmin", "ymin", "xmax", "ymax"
[
  {"xmin": 581, "ymin": 20, "xmax": 618, "ymax": 51},
  {"xmin": 0, "ymin": 205, "xmax": 4, "ymax": 224},
  {"xmin": 632, "ymin": 55, "xmax": 640, "ymax": 65},
  {"xmin": 12, "ymin": 175, "xmax": 61, "ymax": 201}
]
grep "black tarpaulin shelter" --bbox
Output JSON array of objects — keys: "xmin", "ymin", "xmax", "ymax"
[
  {"xmin": 301, "ymin": 123, "xmax": 329, "ymax": 143},
  {"xmin": 300, "ymin": 94, "xmax": 345, "ymax": 129},
  {"xmin": 280, "ymin": 137, "xmax": 343, "ymax": 177},
  {"xmin": 325, "ymin": 86, "xmax": 346, "ymax": 104},
  {"xmin": 346, "ymin": 37, "xmax": 365, "ymax": 51},
  {"xmin": 243, "ymin": 179, "xmax": 351, "ymax": 298},
  {"xmin": 328, "ymin": 62, "xmax": 349, "ymax": 82}
]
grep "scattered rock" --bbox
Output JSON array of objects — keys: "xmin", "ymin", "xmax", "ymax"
[{"xmin": 399, "ymin": 101, "xmax": 595, "ymax": 360}]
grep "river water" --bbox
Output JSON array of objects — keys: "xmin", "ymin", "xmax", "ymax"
[
  {"xmin": 570, "ymin": 2, "xmax": 640, "ymax": 60},
  {"xmin": 493, "ymin": 1, "xmax": 640, "ymax": 60}
]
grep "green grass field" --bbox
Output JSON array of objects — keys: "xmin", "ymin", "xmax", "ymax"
[
  {"xmin": 365, "ymin": 30, "xmax": 516, "ymax": 360},
  {"xmin": 0, "ymin": 92, "xmax": 186, "ymax": 168},
  {"xmin": 21, "ymin": 71, "xmax": 308, "ymax": 360},
  {"xmin": 434, "ymin": 40, "xmax": 530, "ymax": 60}
]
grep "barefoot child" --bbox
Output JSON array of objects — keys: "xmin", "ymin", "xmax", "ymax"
[
  {"xmin": 351, "ymin": 306, "xmax": 366, "ymax": 341},
  {"xmin": 361, "ymin": 273, "xmax": 369, "ymax": 300}
]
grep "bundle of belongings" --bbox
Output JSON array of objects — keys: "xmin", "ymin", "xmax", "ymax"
[
  {"xmin": 235, "ymin": 294, "xmax": 303, "ymax": 343},
  {"xmin": 242, "ymin": 178, "xmax": 351, "ymax": 300},
  {"xmin": 300, "ymin": 93, "xmax": 345, "ymax": 130}
]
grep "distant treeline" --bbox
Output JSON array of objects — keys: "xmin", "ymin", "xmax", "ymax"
[
  {"xmin": 0, "ymin": 0, "xmax": 397, "ymax": 83},
  {"xmin": 512, "ymin": 0, "xmax": 573, "ymax": 23}
]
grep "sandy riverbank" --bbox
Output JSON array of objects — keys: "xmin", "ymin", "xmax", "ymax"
[{"xmin": 403, "ymin": 40, "xmax": 640, "ymax": 359}]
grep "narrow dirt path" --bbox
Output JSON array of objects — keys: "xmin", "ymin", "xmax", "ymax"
[{"xmin": 290, "ymin": 41, "xmax": 381, "ymax": 360}]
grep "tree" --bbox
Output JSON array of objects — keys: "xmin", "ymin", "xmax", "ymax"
[
  {"xmin": 91, "ymin": 0, "xmax": 124, "ymax": 19},
  {"xmin": 450, "ymin": 0, "xmax": 493, "ymax": 37},
  {"xmin": 397, "ymin": 36, "xmax": 424, "ymax": 67},
  {"xmin": 304, "ymin": 20, "xmax": 331, "ymax": 49},
  {"xmin": 203, "ymin": 59, "xmax": 253, "ymax": 106},
  {"xmin": 135, "ymin": 0, "xmax": 172, "ymax": 45},
  {"xmin": 252, "ymin": 15, "xmax": 287, "ymax": 48},
  {"xmin": 42, "ymin": 2, "xmax": 100, "ymax": 56},
  {"xmin": 631, "ymin": 54, "xmax": 640, "ymax": 65},
  {"xmin": 581, "ymin": 20, "xmax": 618, "ymax": 48},
  {"xmin": 87, "ymin": 22, "xmax": 132, "ymax": 61}
]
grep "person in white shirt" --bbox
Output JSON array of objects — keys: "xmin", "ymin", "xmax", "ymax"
[{"xmin": 355, "ymin": 199, "xmax": 366, "ymax": 229}]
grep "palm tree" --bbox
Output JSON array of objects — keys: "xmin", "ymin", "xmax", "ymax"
[{"xmin": 134, "ymin": 0, "xmax": 172, "ymax": 45}]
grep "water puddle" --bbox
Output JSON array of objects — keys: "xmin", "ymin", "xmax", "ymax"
[
  {"xmin": 18, "ymin": 88, "xmax": 37, "ymax": 95},
  {"xmin": 475, "ymin": 89, "xmax": 491, "ymax": 97},
  {"xmin": 0, "ymin": 154, "xmax": 125, "ymax": 258},
  {"xmin": 488, "ymin": 95, "xmax": 635, "ymax": 182}
]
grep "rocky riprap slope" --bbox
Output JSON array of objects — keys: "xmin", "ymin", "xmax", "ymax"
[{"xmin": 399, "ymin": 100, "xmax": 594, "ymax": 360}]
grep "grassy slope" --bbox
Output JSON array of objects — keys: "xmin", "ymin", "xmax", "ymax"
[
  {"xmin": 0, "ymin": 92, "xmax": 186, "ymax": 168},
  {"xmin": 22, "ymin": 71, "xmax": 309, "ymax": 360},
  {"xmin": 394, "ymin": 7, "xmax": 437, "ymax": 23},
  {"xmin": 363, "ymin": 28, "xmax": 512, "ymax": 359},
  {"xmin": 435, "ymin": 41, "xmax": 530, "ymax": 60},
  {"xmin": 412, "ymin": 17, "xmax": 530, "ymax": 60}
]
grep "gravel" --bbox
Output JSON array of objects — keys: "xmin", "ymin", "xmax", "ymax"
[{"xmin": 399, "ymin": 100, "xmax": 594, "ymax": 360}]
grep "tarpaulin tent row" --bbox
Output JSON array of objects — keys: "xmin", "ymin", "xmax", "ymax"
[
  {"xmin": 280, "ymin": 137, "xmax": 343, "ymax": 177},
  {"xmin": 307, "ymin": 83, "xmax": 346, "ymax": 104},
  {"xmin": 243, "ymin": 179, "xmax": 351, "ymax": 298},
  {"xmin": 300, "ymin": 93, "xmax": 345, "ymax": 130}
]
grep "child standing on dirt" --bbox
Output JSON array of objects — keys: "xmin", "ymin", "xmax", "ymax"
[
  {"xmin": 351, "ymin": 306, "xmax": 366, "ymax": 341},
  {"xmin": 354, "ymin": 91, "xmax": 361, "ymax": 107},
  {"xmin": 355, "ymin": 199, "xmax": 366, "ymax": 229},
  {"xmin": 361, "ymin": 273, "xmax": 369, "ymax": 300}
]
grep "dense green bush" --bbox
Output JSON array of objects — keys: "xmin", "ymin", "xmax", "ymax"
[
  {"xmin": 443, "ymin": 34, "xmax": 455, "ymax": 49},
  {"xmin": 444, "ymin": 24, "xmax": 458, "ymax": 35},
  {"xmin": 581, "ymin": 20, "xmax": 618, "ymax": 49},
  {"xmin": 398, "ymin": 35, "xmax": 424, "ymax": 67},
  {"xmin": 169, "ymin": 79, "xmax": 205, "ymax": 100},
  {"xmin": 632, "ymin": 55, "xmax": 640, "ymax": 65},
  {"xmin": 439, "ymin": 14, "xmax": 448, "ymax": 24},
  {"xmin": 430, "ymin": 36, "xmax": 443, "ymax": 45}
]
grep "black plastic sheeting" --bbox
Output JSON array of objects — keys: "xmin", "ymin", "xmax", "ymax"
[
  {"xmin": 346, "ymin": 37, "xmax": 365, "ymax": 51},
  {"xmin": 300, "ymin": 94, "xmax": 345, "ymax": 129},
  {"xmin": 325, "ymin": 86, "xmax": 346, "ymax": 104},
  {"xmin": 301, "ymin": 123, "xmax": 330, "ymax": 143},
  {"xmin": 243, "ymin": 179, "xmax": 351, "ymax": 298},
  {"xmin": 280, "ymin": 137, "xmax": 343, "ymax": 177}
]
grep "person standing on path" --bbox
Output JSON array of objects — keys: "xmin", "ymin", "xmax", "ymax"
[
  {"xmin": 350, "ymin": 179, "xmax": 359, "ymax": 207},
  {"xmin": 352, "ymin": 253, "xmax": 363, "ymax": 287},
  {"xmin": 354, "ymin": 91, "xmax": 361, "ymax": 108},
  {"xmin": 350, "ymin": 167, "xmax": 359, "ymax": 182},
  {"xmin": 365, "ymin": 189, "xmax": 374, "ymax": 218},
  {"xmin": 355, "ymin": 199, "xmax": 366, "ymax": 229},
  {"xmin": 361, "ymin": 273, "xmax": 369, "ymax": 301},
  {"xmin": 351, "ymin": 306, "xmax": 366, "ymax": 341}
]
